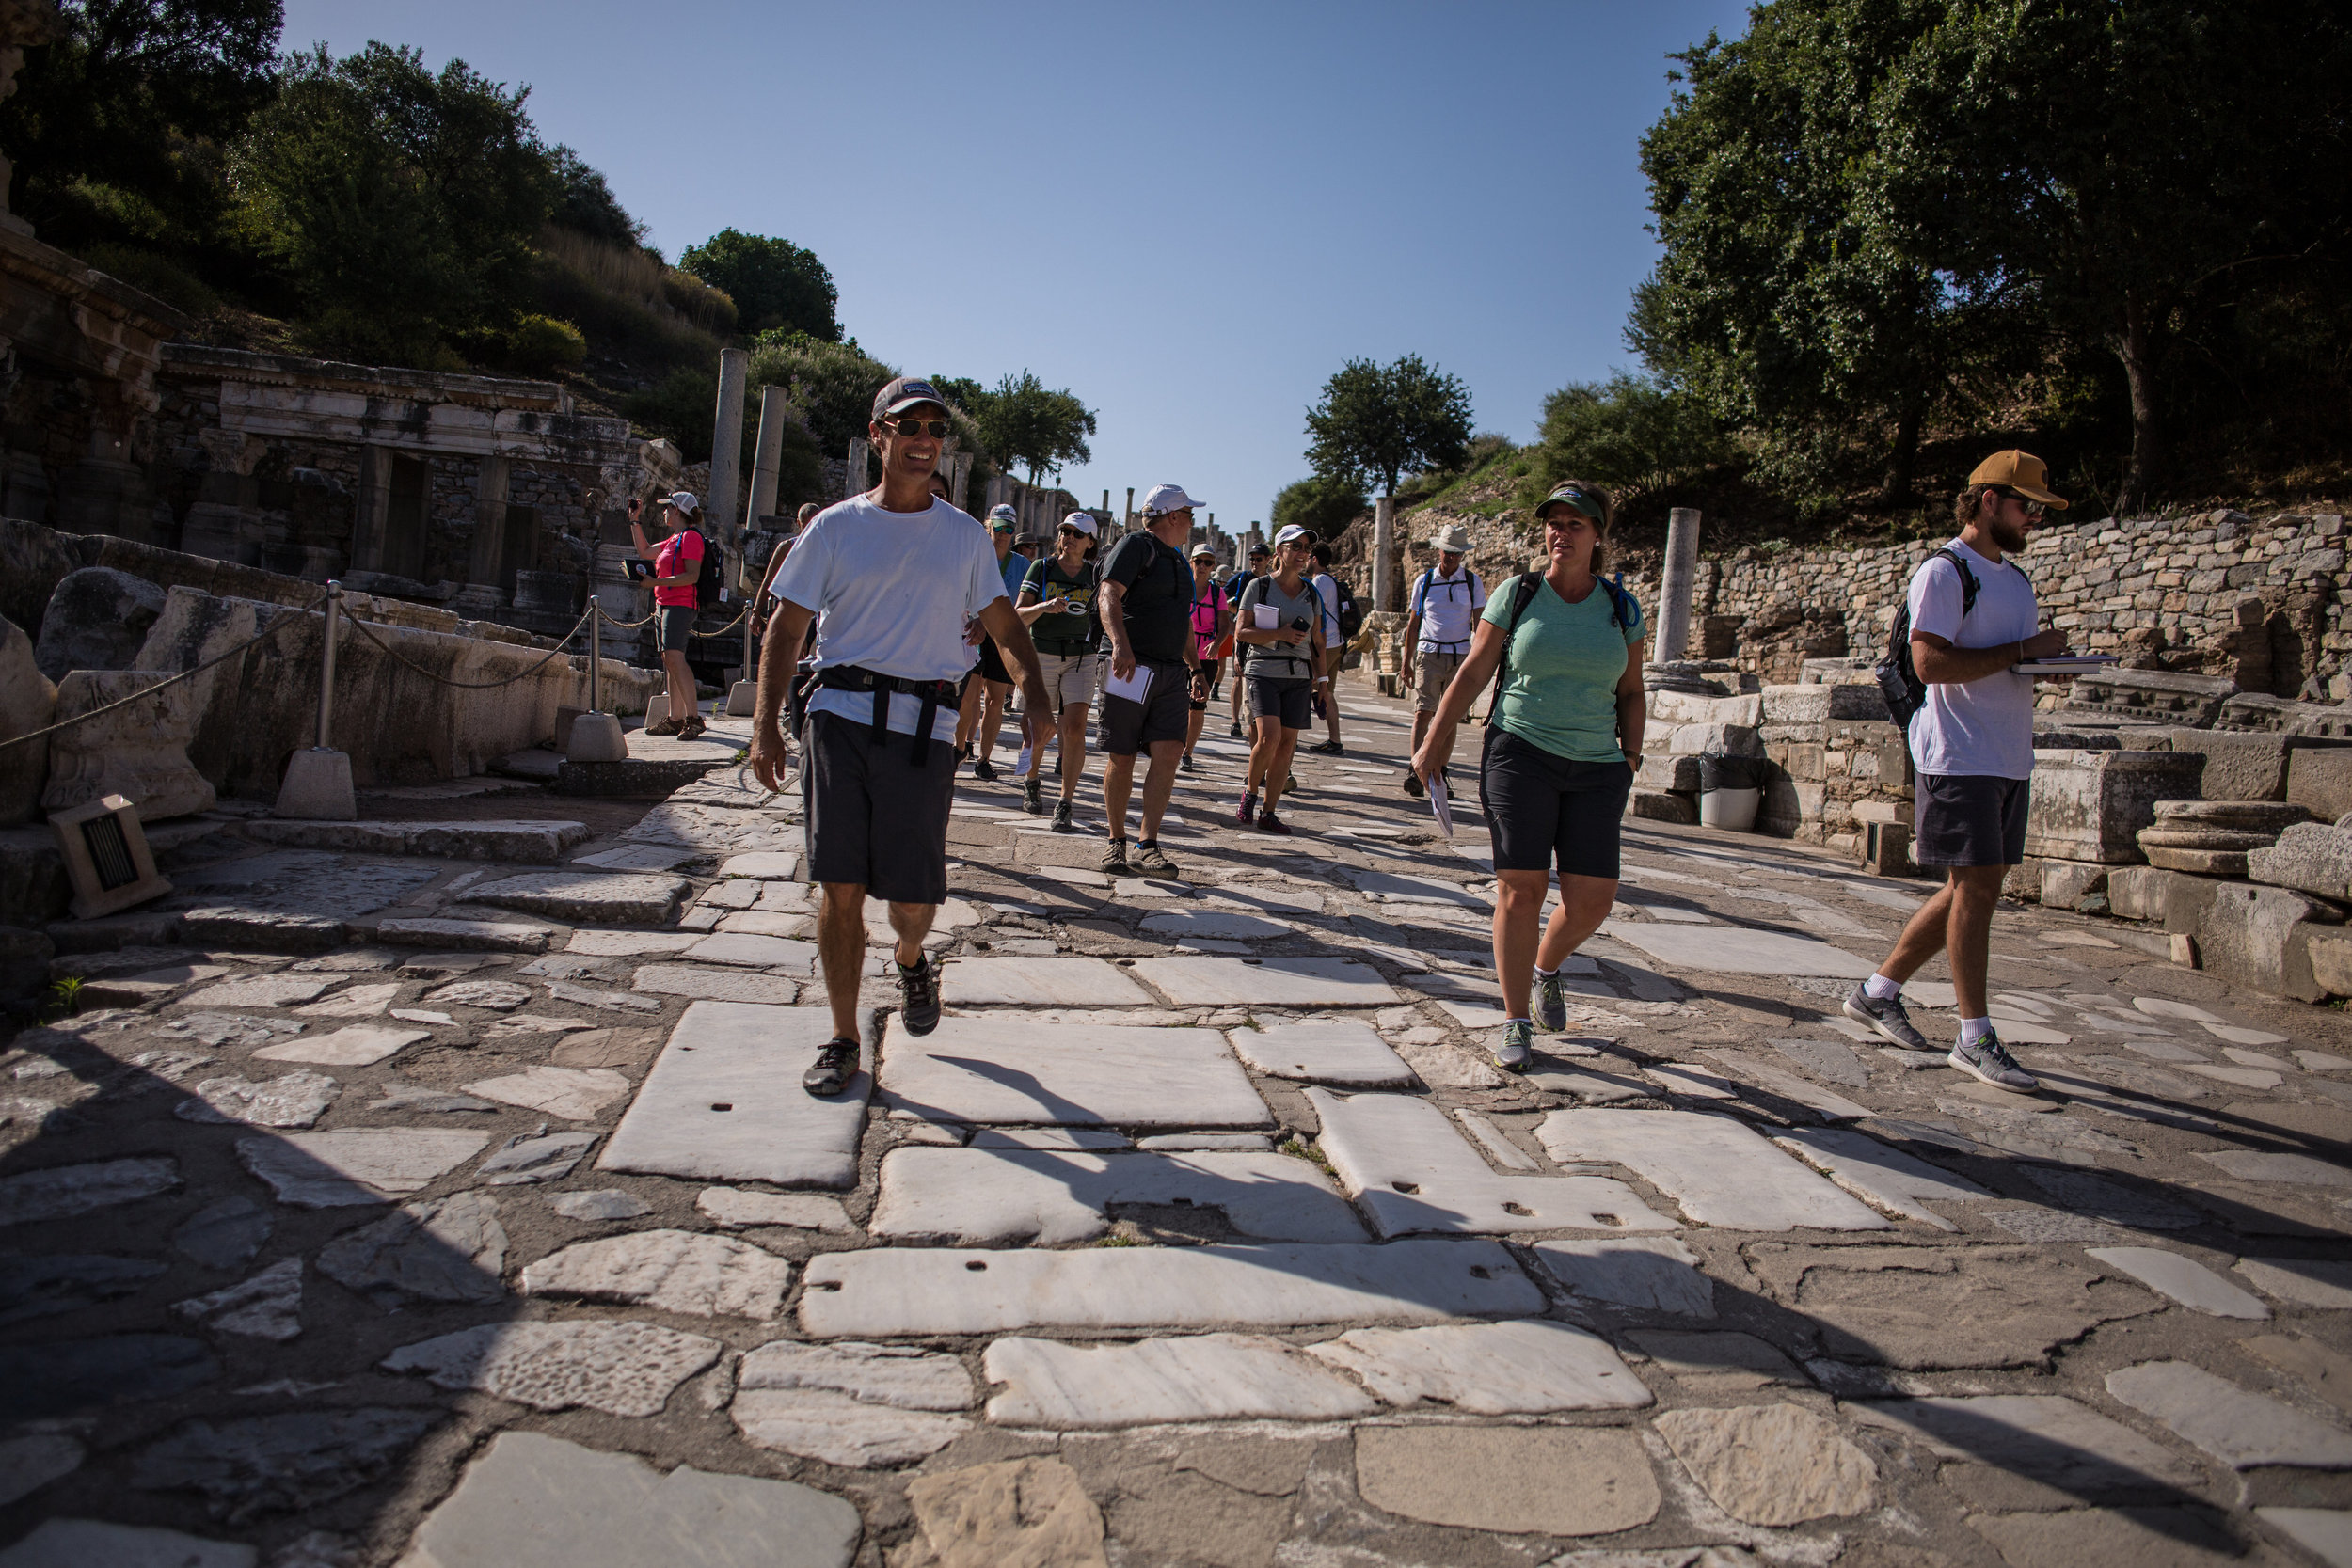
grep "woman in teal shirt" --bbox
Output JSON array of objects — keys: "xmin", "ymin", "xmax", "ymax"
[{"xmin": 1410, "ymin": 481, "xmax": 1646, "ymax": 1071}]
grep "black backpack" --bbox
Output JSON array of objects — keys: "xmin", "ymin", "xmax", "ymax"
[
  {"xmin": 1875, "ymin": 546, "xmax": 1994, "ymax": 727},
  {"xmin": 1486, "ymin": 570, "xmax": 1636, "ymax": 724},
  {"xmin": 682, "ymin": 527, "xmax": 723, "ymax": 610},
  {"xmin": 1334, "ymin": 577, "xmax": 1364, "ymax": 638}
]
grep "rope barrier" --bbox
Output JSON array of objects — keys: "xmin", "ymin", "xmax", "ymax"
[
  {"xmin": 0, "ymin": 590, "xmax": 330, "ymax": 752},
  {"xmin": 689, "ymin": 608, "xmax": 750, "ymax": 640},
  {"xmin": 601, "ymin": 607, "xmax": 657, "ymax": 629},
  {"xmin": 342, "ymin": 606, "xmax": 596, "ymax": 690}
]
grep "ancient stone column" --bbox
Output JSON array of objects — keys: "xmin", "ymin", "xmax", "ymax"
[
  {"xmin": 1373, "ymin": 496, "xmax": 1395, "ymax": 610},
  {"xmin": 1655, "ymin": 507, "xmax": 1702, "ymax": 663},
  {"xmin": 745, "ymin": 386, "xmax": 787, "ymax": 529},
  {"xmin": 847, "ymin": 438, "xmax": 870, "ymax": 499},
  {"xmin": 464, "ymin": 453, "xmax": 513, "ymax": 591},
  {"xmin": 708, "ymin": 349, "xmax": 747, "ymax": 542}
]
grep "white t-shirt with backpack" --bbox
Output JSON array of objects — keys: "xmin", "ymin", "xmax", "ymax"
[
  {"xmin": 1408, "ymin": 566, "xmax": 1487, "ymax": 653},
  {"xmin": 1904, "ymin": 537, "xmax": 2040, "ymax": 781}
]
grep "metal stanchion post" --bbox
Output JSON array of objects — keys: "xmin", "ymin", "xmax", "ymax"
[
  {"xmin": 274, "ymin": 580, "xmax": 357, "ymax": 819},
  {"xmin": 568, "ymin": 592, "xmax": 627, "ymax": 763}
]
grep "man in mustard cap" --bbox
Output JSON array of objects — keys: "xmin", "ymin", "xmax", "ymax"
[{"xmin": 1845, "ymin": 451, "xmax": 2072, "ymax": 1095}]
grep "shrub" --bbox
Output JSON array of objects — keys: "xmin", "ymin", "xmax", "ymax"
[{"xmin": 507, "ymin": 313, "xmax": 586, "ymax": 373}]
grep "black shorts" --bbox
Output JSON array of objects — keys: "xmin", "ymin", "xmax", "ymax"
[
  {"xmin": 802, "ymin": 711, "xmax": 957, "ymax": 904},
  {"xmin": 657, "ymin": 605, "xmax": 695, "ymax": 653},
  {"xmin": 1247, "ymin": 676, "xmax": 1311, "ymax": 730},
  {"xmin": 1191, "ymin": 660, "xmax": 1220, "ymax": 712},
  {"xmin": 1480, "ymin": 725, "xmax": 1632, "ymax": 879},
  {"xmin": 1101, "ymin": 659, "xmax": 1190, "ymax": 755},
  {"xmin": 977, "ymin": 636, "xmax": 1012, "ymax": 686},
  {"xmin": 1915, "ymin": 773, "xmax": 2030, "ymax": 868}
]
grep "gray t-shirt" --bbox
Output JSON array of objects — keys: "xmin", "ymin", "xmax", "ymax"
[
  {"xmin": 773, "ymin": 495, "xmax": 1007, "ymax": 742},
  {"xmin": 1236, "ymin": 576, "xmax": 1323, "ymax": 683}
]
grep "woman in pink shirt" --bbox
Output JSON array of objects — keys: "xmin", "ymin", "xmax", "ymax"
[{"xmin": 628, "ymin": 491, "xmax": 707, "ymax": 738}]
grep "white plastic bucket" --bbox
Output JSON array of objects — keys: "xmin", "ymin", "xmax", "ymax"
[{"xmin": 1698, "ymin": 787, "xmax": 1761, "ymax": 832}]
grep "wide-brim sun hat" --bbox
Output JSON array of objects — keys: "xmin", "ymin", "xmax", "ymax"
[{"xmin": 1422, "ymin": 523, "xmax": 1472, "ymax": 552}]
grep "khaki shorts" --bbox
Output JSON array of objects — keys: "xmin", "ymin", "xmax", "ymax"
[
  {"xmin": 1413, "ymin": 646, "xmax": 1467, "ymax": 711},
  {"xmin": 1039, "ymin": 650, "xmax": 1100, "ymax": 711}
]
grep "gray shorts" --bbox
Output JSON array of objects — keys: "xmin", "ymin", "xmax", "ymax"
[
  {"xmin": 1914, "ymin": 774, "xmax": 2030, "ymax": 868},
  {"xmin": 657, "ymin": 605, "xmax": 695, "ymax": 653},
  {"xmin": 1248, "ymin": 676, "xmax": 1311, "ymax": 730},
  {"xmin": 802, "ymin": 711, "xmax": 957, "ymax": 903}
]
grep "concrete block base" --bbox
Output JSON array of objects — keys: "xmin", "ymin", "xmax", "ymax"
[
  {"xmin": 1629, "ymin": 789, "xmax": 1698, "ymax": 825},
  {"xmin": 644, "ymin": 694, "xmax": 669, "ymax": 731},
  {"xmin": 2041, "ymin": 860, "xmax": 2109, "ymax": 911},
  {"xmin": 274, "ymin": 748, "xmax": 356, "ymax": 821},
  {"xmin": 726, "ymin": 680, "xmax": 756, "ymax": 717},
  {"xmin": 2195, "ymin": 883, "xmax": 2343, "ymax": 1002},
  {"xmin": 567, "ymin": 712, "xmax": 628, "ymax": 764}
]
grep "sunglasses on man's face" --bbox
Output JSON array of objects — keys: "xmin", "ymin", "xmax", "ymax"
[
  {"xmin": 880, "ymin": 419, "xmax": 950, "ymax": 439},
  {"xmin": 1992, "ymin": 486, "xmax": 2046, "ymax": 519}
]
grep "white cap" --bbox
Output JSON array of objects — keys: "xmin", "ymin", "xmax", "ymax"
[
  {"xmin": 666, "ymin": 491, "xmax": 701, "ymax": 515},
  {"xmin": 1060, "ymin": 511, "xmax": 1098, "ymax": 537},
  {"xmin": 1273, "ymin": 524, "xmax": 1315, "ymax": 547},
  {"xmin": 1190, "ymin": 542, "xmax": 1218, "ymax": 560},
  {"xmin": 1139, "ymin": 483, "xmax": 1205, "ymax": 515}
]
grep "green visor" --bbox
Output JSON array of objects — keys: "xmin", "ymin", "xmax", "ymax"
[{"xmin": 1538, "ymin": 483, "xmax": 1605, "ymax": 523}]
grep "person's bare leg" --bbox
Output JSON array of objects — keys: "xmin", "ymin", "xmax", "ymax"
[
  {"xmin": 977, "ymin": 681, "xmax": 1010, "ymax": 766},
  {"xmin": 1057, "ymin": 703, "xmax": 1089, "ymax": 800},
  {"xmin": 1184, "ymin": 704, "xmax": 1204, "ymax": 761},
  {"xmin": 1492, "ymin": 869, "xmax": 1550, "ymax": 1019},
  {"xmin": 1102, "ymin": 752, "xmax": 1137, "ymax": 841},
  {"xmin": 661, "ymin": 650, "xmax": 695, "ymax": 726},
  {"xmin": 1138, "ymin": 739, "xmax": 1183, "ymax": 840},
  {"xmin": 1322, "ymin": 649, "xmax": 1343, "ymax": 747},
  {"xmin": 886, "ymin": 899, "xmax": 938, "ymax": 969},
  {"xmin": 1943, "ymin": 865, "xmax": 2006, "ymax": 1018},
  {"xmin": 1535, "ymin": 873, "xmax": 1618, "ymax": 971},
  {"xmin": 1245, "ymin": 714, "xmax": 1278, "ymax": 795},
  {"xmin": 817, "ymin": 882, "xmax": 868, "ymax": 1040},
  {"xmin": 1260, "ymin": 725, "xmax": 1300, "ymax": 812},
  {"xmin": 1876, "ymin": 877, "xmax": 1959, "ymax": 986},
  {"xmin": 952, "ymin": 677, "xmax": 981, "ymax": 753}
]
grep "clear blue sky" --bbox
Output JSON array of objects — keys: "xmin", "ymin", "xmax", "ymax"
[{"xmin": 282, "ymin": 0, "xmax": 1753, "ymax": 529}]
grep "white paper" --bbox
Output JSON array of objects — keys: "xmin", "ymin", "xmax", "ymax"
[
  {"xmin": 1103, "ymin": 664, "xmax": 1153, "ymax": 704},
  {"xmin": 1425, "ymin": 772, "xmax": 1455, "ymax": 838},
  {"xmin": 1252, "ymin": 604, "xmax": 1279, "ymax": 630}
]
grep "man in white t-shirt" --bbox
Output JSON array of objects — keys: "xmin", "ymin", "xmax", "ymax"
[
  {"xmin": 1844, "ymin": 451, "xmax": 2071, "ymax": 1096},
  {"xmin": 1399, "ymin": 523, "xmax": 1486, "ymax": 797},
  {"xmin": 751, "ymin": 376, "xmax": 1049, "ymax": 1096},
  {"xmin": 1305, "ymin": 543, "xmax": 1346, "ymax": 756}
]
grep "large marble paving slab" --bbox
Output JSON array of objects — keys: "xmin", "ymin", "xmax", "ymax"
[
  {"xmin": 1308, "ymin": 1088, "xmax": 1673, "ymax": 1237},
  {"xmin": 1850, "ymin": 1393, "xmax": 2201, "ymax": 1493},
  {"xmin": 597, "ymin": 1002, "xmax": 867, "ymax": 1188},
  {"xmin": 868, "ymin": 1147, "xmax": 1365, "ymax": 1245},
  {"xmin": 1537, "ymin": 1109, "xmax": 1890, "ymax": 1231},
  {"xmin": 1599, "ymin": 922, "xmax": 1874, "ymax": 978},
  {"xmin": 1124, "ymin": 957, "xmax": 1402, "ymax": 1007},
  {"xmin": 799, "ymin": 1240, "xmax": 1544, "ymax": 1337},
  {"xmin": 1771, "ymin": 1127, "xmax": 1993, "ymax": 1231},
  {"xmin": 1306, "ymin": 1319, "xmax": 1652, "ymax": 1413},
  {"xmin": 938, "ymin": 956, "xmax": 1153, "ymax": 1006},
  {"xmin": 877, "ymin": 1015, "xmax": 1268, "ymax": 1128},
  {"xmin": 1232, "ymin": 1021, "xmax": 1416, "ymax": 1086},
  {"xmin": 982, "ymin": 1333, "xmax": 1376, "ymax": 1427}
]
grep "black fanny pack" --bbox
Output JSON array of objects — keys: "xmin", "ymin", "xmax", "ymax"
[
  {"xmin": 816, "ymin": 665, "xmax": 961, "ymax": 765},
  {"xmin": 1035, "ymin": 635, "xmax": 1095, "ymax": 657}
]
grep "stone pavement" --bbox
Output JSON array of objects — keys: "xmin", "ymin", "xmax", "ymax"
[{"xmin": 6, "ymin": 680, "xmax": 2352, "ymax": 1568}]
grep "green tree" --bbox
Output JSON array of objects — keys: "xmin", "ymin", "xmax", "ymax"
[
  {"xmin": 742, "ymin": 332, "xmax": 898, "ymax": 455},
  {"xmin": 544, "ymin": 143, "xmax": 642, "ymax": 248},
  {"xmin": 1, "ymin": 0, "xmax": 281, "ymax": 249},
  {"xmin": 1304, "ymin": 355, "xmax": 1472, "ymax": 499},
  {"xmin": 1869, "ymin": 0, "xmax": 2352, "ymax": 512},
  {"xmin": 229, "ymin": 42, "xmax": 553, "ymax": 364},
  {"xmin": 1533, "ymin": 372, "xmax": 1729, "ymax": 504},
  {"xmin": 969, "ymin": 371, "xmax": 1096, "ymax": 488},
  {"xmin": 1632, "ymin": 0, "xmax": 2026, "ymax": 505},
  {"xmin": 679, "ymin": 228, "xmax": 838, "ymax": 341},
  {"xmin": 1270, "ymin": 474, "xmax": 1366, "ymax": 541}
]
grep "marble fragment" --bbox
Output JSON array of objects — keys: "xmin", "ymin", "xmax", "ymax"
[
  {"xmin": 598, "ymin": 1002, "xmax": 867, "ymax": 1187},
  {"xmin": 880, "ymin": 1014, "xmax": 1267, "ymax": 1128},
  {"xmin": 2235, "ymin": 1256, "xmax": 2352, "ymax": 1309},
  {"xmin": 730, "ymin": 1341, "xmax": 974, "ymax": 1466},
  {"xmin": 461, "ymin": 1066, "xmax": 629, "ymax": 1121},
  {"xmin": 628, "ymin": 964, "xmax": 799, "ymax": 1005},
  {"xmin": 172, "ymin": 1197, "xmax": 271, "ymax": 1269},
  {"xmin": 548, "ymin": 1189, "xmax": 649, "ymax": 1221},
  {"xmin": 1537, "ymin": 1108, "xmax": 1889, "ymax": 1231},
  {"xmin": 982, "ymin": 1334, "xmax": 1375, "ymax": 1427},
  {"xmin": 477, "ymin": 1131, "xmax": 596, "ymax": 1185},
  {"xmin": 314, "ymin": 1191, "xmax": 506, "ymax": 1306},
  {"xmin": 2087, "ymin": 1246, "xmax": 2270, "ymax": 1319},
  {"xmin": 129, "ymin": 1407, "xmax": 437, "ymax": 1524},
  {"xmin": 170, "ymin": 1258, "xmax": 303, "ymax": 1341},
  {"xmin": 381, "ymin": 1322, "xmax": 721, "ymax": 1418},
  {"xmin": 2107, "ymin": 1359, "xmax": 2352, "ymax": 1469},
  {"xmin": 1232, "ymin": 1020, "xmax": 1416, "ymax": 1086},
  {"xmin": 176, "ymin": 1070, "xmax": 340, "ymax": 1129},
  {"xmin": 1772, "ymin": 1126, "xmax": 1991, "ymax": 1230},
  {"xmin": 1307, "ymin": 1319, "xmax": 1651, "ymax": 1413},
  {"xmin": 421, "ymin": 979, "xmax": 532, "ymax": 1012},
  {"xmin": 1125, "ymin": 956, "xmax": 1402, "ymax": 1006},
  {"xmin": 903, "ymin": 1457, "xmax": 1105, "ymax": 1568},
  {"xmin": 520, "ymin": 1228, "xmax": 792, "ymax": 1318},
  {"xmin": 236, "ymin": 1130, "xmax": 488, "ymax": 1206},
  {"xmin": 179, "ymin": 976, "xmax": 336, "ymax": 1009},
  {"xmin": 0, "ymin": 1253, "xmax": 166, "ymax": 1326},
  {"xmin": 870, "ymin": 1146, "xmax": 1362, "ymax": 1245},
  {"xmin": 1353, "ymin": 1426, "xmax": 1659, "ymax": 1538},
  {"xmin": 1531, "ymin": 1237, "xmax": 1714, "ymax": 1317},
  {"xmin": 1851, "ymin": 1393, "xmax": 2202, "ymax": 1496},
  {"xmin": 695, "ymin": 1187, "xmax": 856, "ymax": 1233},
  {"xmin": 1654, "ymin": 1402, "xmax": 1878, "ymax": 1525},
  {"xmin": 251, "ymin": 1025, "xmax": 429, "ymax": 1067}
]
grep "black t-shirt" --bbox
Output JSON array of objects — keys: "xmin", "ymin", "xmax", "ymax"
[{"xmin": 1100, "ymin": 530, "xmax": 1191, "ymax": 663}]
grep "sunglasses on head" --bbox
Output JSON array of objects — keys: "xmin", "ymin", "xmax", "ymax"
[
  {"xmin": 880, "ymin": 418, "xmax": 950, "ymax": 439},
  {"xmin": 1991, "ymin": 485, "xmax": 2046, "ymax": 518}
]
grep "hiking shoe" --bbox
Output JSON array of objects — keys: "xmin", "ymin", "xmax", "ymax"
[
  {"xmin": 1843, "ymin": 985, "xmax": 1931, "ymax": 1052},
  {"xmin": 678, "ymin": 717, "xmax": 706, "ymax": 740},
  {"xmin": 645, "ymin": 717, "xmax": 683, "ymax": 736},
  {"xmin": 896, "ymin": 955, "xmax": 941, "ymax": 1037},
  {"xmin": 1949, "ymin": 1028, "xmax": 2038, "ymax": 1092},
  {"xmin": 1494, "ymin": 1020, "xmax": 1533, "ymax": 1073},
  {"xmin": 1234, "ymin": 792, "xmax": 1258, "ymax": 827},
  {"xmin": 973, "ymin": 756, "xmax": 996, "ymax": 782},
  {"xmin": 1100, "ymin": 839, "xmax": 1131, "ymax": 875},
  {"xmin": 1024, "ymin": 779, "xmax": 1045, "ymax": 814},
  {"xmin": 1228, "ymin": 721, "xmax": 1244, "ymax": 738},
  {"xmin": 1132, "ymin": 841, "xmax": 1178, "ymax": 877},
  {"xmin": 1534, "ymin": 971, "xmax": 1568, "ymax": 1033},
  {"xmin": 1306, "ymin": 739, "xmax": 1343, "ymax": 756},
  {"xmin": 1051, "ymin": 799, "xmax": 1074, "ymax": 832},
  {"xmin": 1179, "ymin": 754, "xmax": 1197, "ymax": 773},
  {"xmin": 1402, "ymin": 772, "xmax": 1425, "ymax": 799},
  {"xmin": 803, "ymin": 1038, "xmax": 858, "ymax": 1096},
  {"xmin": 1257, "ymin": 811, "xmax": 1292, "ymax": 835}
]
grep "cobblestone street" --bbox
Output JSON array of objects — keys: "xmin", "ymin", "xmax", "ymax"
[{"xmin": 7, "ymin": 674, "xmax": 2352, "ymax": 1568}]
